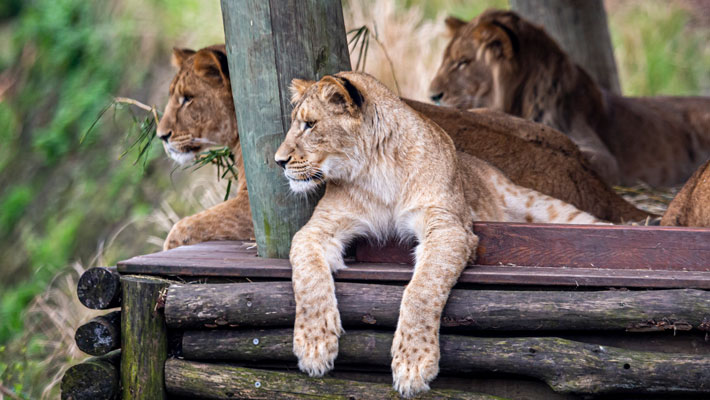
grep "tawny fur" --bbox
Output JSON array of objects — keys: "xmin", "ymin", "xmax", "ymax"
[
  {"xmin": 156, "ymin": 45, "xmax": 253, "ymax": 250},
  {"xmin": 661, "ymin": 159, "xmax": 710, "ymax": 227},
  {"xmin": 157, "ymin": 45, "xmax": 649, "ymax": 251},
  {"xmin": 275, "ymin": 72, "xmax": 604, "ymax": 397},
  {"xmin": 429, "ymin": 9, "xmax": 710, "ymax": 187}
]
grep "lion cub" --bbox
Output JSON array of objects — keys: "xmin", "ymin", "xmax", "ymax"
[{"xmin": 275, "ymin": 71, "xmax": 602, "ymax": 397}]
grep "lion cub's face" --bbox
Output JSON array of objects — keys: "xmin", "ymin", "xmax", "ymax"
[
  {"xmin": 157, "ymin": 45, "xmax": 238, "ymax": 164},
  {"xmin": 275, "ymin": 76, "xmax": 364, "ymax": 193},
  {"xmin": 429, "ymin": 11, "xmax": 519, "ymax": 110}
]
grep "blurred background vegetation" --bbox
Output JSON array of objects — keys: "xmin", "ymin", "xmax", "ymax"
[{"xmin": 0, "ymin": 0, "xmax": 707, "ymax": 397}]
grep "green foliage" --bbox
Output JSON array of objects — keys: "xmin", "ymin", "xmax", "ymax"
[
  {"xmin": 610, "ymin": 1, "xmax": 710, "ymax": 96},
  {"xmin": 0, "ymin": 0, "xmax": 176, "ymax": 344},
  {"xmin": 0, "ymin": 185, "xmax": 32, "ymax": 236},
  {"xmin": 399, "ymin": 0, "xmax": 508, "ymax": 20}
]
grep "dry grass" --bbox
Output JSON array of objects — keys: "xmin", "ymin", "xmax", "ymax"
[{"xmin": 344, "ymin": 0, "xmax": 448, "ymax": 100}]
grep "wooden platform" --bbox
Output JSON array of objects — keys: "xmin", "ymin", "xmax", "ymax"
[{"xmin": 118, "ymin": 222, "xmax": 710, "ymax": 289}]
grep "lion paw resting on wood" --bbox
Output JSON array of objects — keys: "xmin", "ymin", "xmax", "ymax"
[{"xmin": 276, "ymin": 72, "xmax": 604, "ymax": 397}]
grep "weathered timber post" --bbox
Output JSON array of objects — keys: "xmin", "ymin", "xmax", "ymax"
[
  {"xmin": 510, "ymin": 0, "xmax": 622, "ymax": 95},
  {"xmin": 220, "ymin": 0, "xmax": 351, "ymax": 258},
  {"xmin": 120, "ymin": 275, "xmax": 171, "ymax": 400}
]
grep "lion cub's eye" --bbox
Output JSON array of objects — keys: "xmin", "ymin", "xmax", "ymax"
[
  {"xmin": 302, "ymin": 120, "xmax": 315, "ymax": 131},
  {"xmin": 179, "ymin": 95, "xmax": 192, "ymax": 106},
  {"xmin": 456, "ymin": 60, "xmax": 470, "ymax": 70}
]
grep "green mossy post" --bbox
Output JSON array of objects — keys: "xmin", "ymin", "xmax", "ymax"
[
  {"xmin": 164, "ymin": 359, "xmax": 501, "ymax": 400},
  {"xmin": 120, "ymin": 275, "xmax": 171, "ymax": 400},
  {"xmin": 219, "ymin": 0, "xmax": 351, "ymax": 258}
]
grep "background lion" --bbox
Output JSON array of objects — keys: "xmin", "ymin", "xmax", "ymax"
[
  {"xmin": 661, "ymin": 159, "xmax": 710, "ymax": 227},
  {"xmin": 157, "ymin": 45, "xmax": 648, "ymax": 249},
  {"xmin": 430, "ymin": 9, "xmax": 710, "ymax": 187}
]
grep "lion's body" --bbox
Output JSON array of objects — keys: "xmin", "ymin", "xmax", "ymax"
[
  {"xmin": 157, "ymin": 45, "xmax": 649, "ymax": 251},
  {"xmin": 276, "ymin": 72, "xmax": 603, "ymax": 397},
  {"xmin": 661, "ymin": 159, "xmax": 710, "ymax": 227},
  {"xmin": 430, "ymin": 10, "xmax": 710, "ymax": 187},
  {"xmin": 156, "ymin": 45, "xmax": 253, "ymax": 249}
]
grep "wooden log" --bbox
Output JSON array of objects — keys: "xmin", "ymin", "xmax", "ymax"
[
  {"xmin": 164, "ymin": 282, "xmax": 710, "ymax": 332},
  {"xmin": 75, "ymin": 310, "xmax": 121, "ymax": 356},
  {"xmin": 181, "ymin": 329, "xmax": 710, "ymax": 394},
  {"xmin": 220, "ymin": 0, "xmax": 350, "ymax": 258},
  {"xmin": 510, "ymin": 0, "xmax": 621, "ymax": 95},
  {"xmin": 77, "ymin": 267, "xmax": 122, "ymax": 309},
  {"xmin": 120, "ymin": 275, "xmax": 171, "ymax": 400},
  {"xmin": 164, "ymin": 359, "xmax": 498, "ymax": 399},
  {"xmin": 61, "ymin": 350, "xmax": 121, "ymax": 400}
]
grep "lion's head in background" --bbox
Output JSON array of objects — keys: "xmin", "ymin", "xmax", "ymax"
[{"xmin": 156, "ymin": 44, "xmax": 238, "ymax": 164}]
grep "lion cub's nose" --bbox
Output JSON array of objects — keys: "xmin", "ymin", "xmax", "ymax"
[
  {"xmin": 158, "ymin": 130, "xmax": 172, "ymax": 142},
  {"xmin": 430, "ymin": 92, "xmax": 444, "ymax": 104},
  {"xmin": 275, "ymin": 155, "xmax": 291, "ymax": 169}
]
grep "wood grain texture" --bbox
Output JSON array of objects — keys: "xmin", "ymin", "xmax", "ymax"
[
  {"xmin": 509, "ymin": 0, "xmax": 621, "ymax": 94},
  {"xmin": 163, "ymin": 281, "xmax": 710, "ymax": 332},
  {"xmin": 164, "ymin": 359, "xmax": 499, "ymax": 399},
  {"xmin": 178, "ymin": 329, "xmax": 710, "ymax": 394},
  {"xmin": 77, "ymin": 266, "xmax": 122, "ymax": 310},
  {"xmin": 117, "ymin": 226, "xmax": 710, "ymax": 288},
  {"xmin": 75, "ymin": 310, "xmax": 121, "ymax": 356},
  {"xmin": 357, "ymin": 222, "xmax": 710, "ymax": 271},
  {"xmin": 120, "ymin": 275, "xmax": 171, "ymax": 400},
  {"xmin": 220, "ymin": 0, "xmax": 350, "ymax": 258}
]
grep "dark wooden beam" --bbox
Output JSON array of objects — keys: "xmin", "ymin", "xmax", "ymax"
[
  {"xmin": 178, "ymin": 329, "xmax": 710, "ymax": 395},
  {"xmin": 164, "ymin": 359, "xmax": 498, "ymax": 399},
  {"xmin": 163, "ymin": 281, "xmax": 710, "ymax": 332},
  {"xmin": 220, "ymin": 0, "xmax": 350, "ymax": 258},
  {"xmin": 75, "ymin": 310, "xmax": 121, "ymax": 356},
  {"xmin": 77, "ymin": 267, "xmax": 121, "ymax": 310}
]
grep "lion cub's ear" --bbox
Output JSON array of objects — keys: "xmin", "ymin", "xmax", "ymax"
[
  {"xmin": 320, "ymin": 76, "xmax": 363, "ymax": 114},
  {"xmin": 445, "ymin": 16, "xmax": 467, "ymax": 35},
  {"xmin": 172, "ymin": 47, "xmax": 196, "ymax": 68},
  {"xmin": 472, "ymin": 21, "xmax": 519, "ymax": 61},
  {"xmin": 289, "ymin": 79, "xmax": 316, "ymax": 104},
  {"xmin": 194, "ymin": 49, "xmax": 230, "ymax": 86}
]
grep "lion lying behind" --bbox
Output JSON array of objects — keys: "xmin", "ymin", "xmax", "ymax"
[
  {"xmin": 662, "ymin": 159, "xmax": 710, "ymax": 227},
  {"xmin": 430, "ymin": 9, "xmax": 710, "ymax": 187},
  {"xmin": 276, "ymin": 71, "xmax": 603, "ymax": 397},
  {"xmin": 156, "ymin": 45, "xmax": 648, "ymax": 250}
]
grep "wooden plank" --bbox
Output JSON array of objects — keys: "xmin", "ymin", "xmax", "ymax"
[
  {"xmin": 165, "ymin": 359, "xmax": 498, "ymax": 399},
  {"xmin": 178, "ymin": 330, "xmax": 710, "ymax": 394},
  {"xmin": 357, "ymin": 222, "xmax": 710, "ymax": 270},
  {"xmin": 163, "ymin": 282, "xmax": 710, "ymax": 332},
  {"xmin": 220, "ymin": 0, "xmax": 350, "ymax": 258},
  {"xmin": 118, "ymin": 240, "xmax": 710, "ymax": 288}
]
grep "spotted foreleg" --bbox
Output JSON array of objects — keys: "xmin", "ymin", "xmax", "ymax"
[
  {"xmin": 391, "ymin": 210, "xmax": 476, "ymax": 397},
  {"xmin": 290, "ymin": 207, "xmax": 360, "ymax": 377}
]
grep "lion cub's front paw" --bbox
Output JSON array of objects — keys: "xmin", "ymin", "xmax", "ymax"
[
  {"xmin": 391, "ymin": 328, "xmax": 440, "ymax": 398},
  {"xmin": 293, "ymin": 307, "xmax": 343, "ymax": 377}
]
